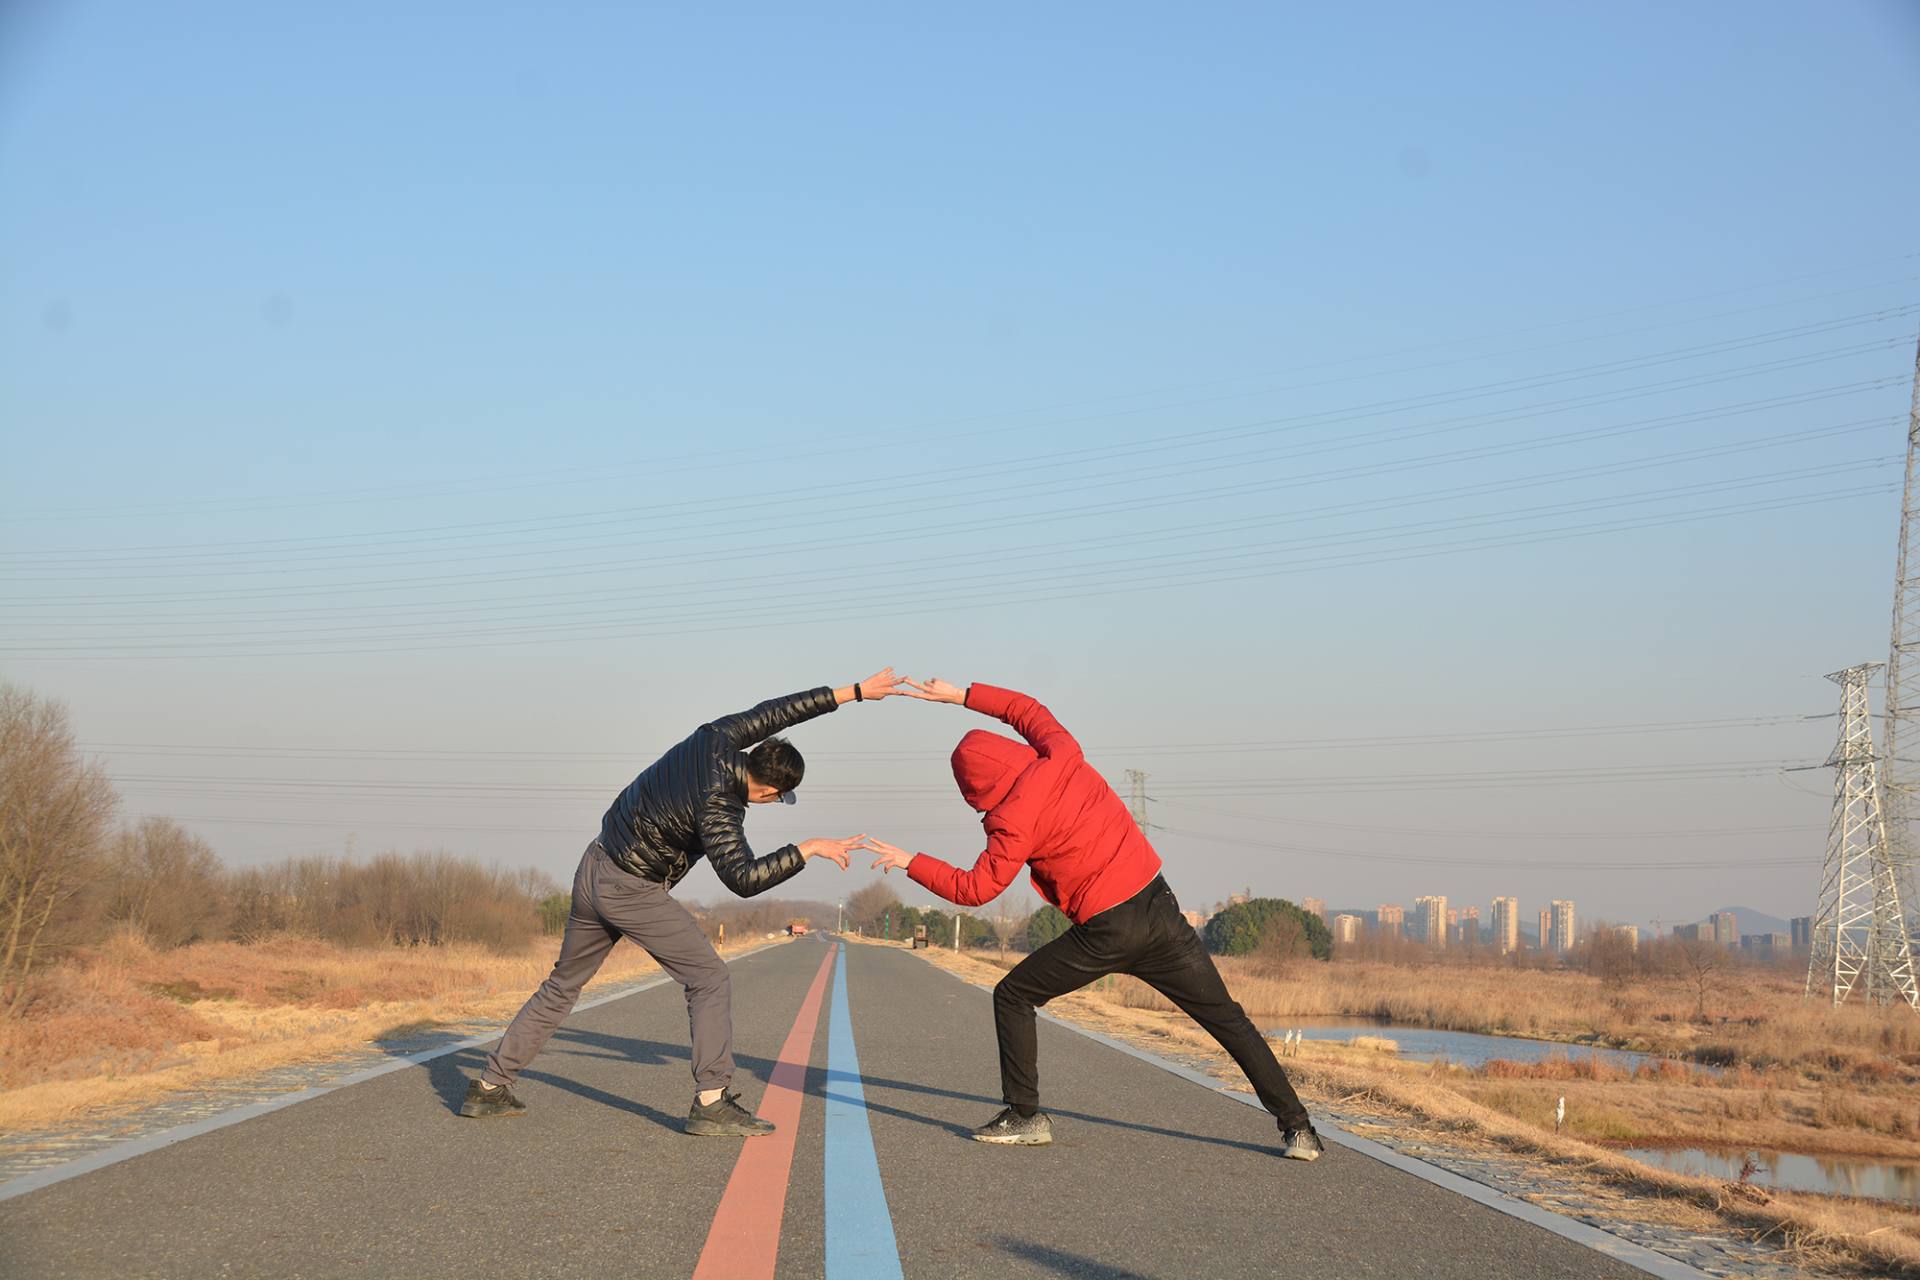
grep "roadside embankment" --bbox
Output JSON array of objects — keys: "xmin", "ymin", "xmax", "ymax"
[{"xmin": 0, "ymin": 931, "xmax": 766, "ymax": 1134}]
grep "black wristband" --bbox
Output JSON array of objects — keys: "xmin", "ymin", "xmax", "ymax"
[{"xmin": 853, "ymin": 683, "xmax": 863, "ymax": 702}]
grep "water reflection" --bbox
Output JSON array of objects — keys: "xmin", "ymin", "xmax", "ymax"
[
  {"xmin": 1262, "ymin": 1021, "xmax": 1916, "ymax": 1204},
  {"xmin": 1262, "ymin": 1016, "xmax": 1666, "ymax": 1073},
  {"xmin": 1623, "ymin": 1147, "xmax": 1920, "ymax": 1204}
]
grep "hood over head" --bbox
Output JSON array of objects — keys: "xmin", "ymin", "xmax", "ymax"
[{"xmin": 951, "ymin": 729, "xmax": 1037, "ymax": 812}]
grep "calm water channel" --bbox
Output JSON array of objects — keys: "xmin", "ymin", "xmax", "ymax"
[
  {"xmin": 1623, "ymin": 1147, "xmax": 1920, "ymax": 1204},
  {"xmin": 1261, "ymin": 1018, "xmax": 1916, "ymax": 1203},
  {"xmin": 1263, "ymin": 1016, "xmax": 1661, "ymax": 1071}
]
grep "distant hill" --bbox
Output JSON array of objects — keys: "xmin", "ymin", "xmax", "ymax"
[{"xmin": 1715, "ymin": 906, "xmax": 1793, "ymax": 937}]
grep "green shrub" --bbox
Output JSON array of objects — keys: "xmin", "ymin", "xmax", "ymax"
[
  {"xmin": 1026, "ymin": 906, "xmax": 1071, "ymax": 950},
  {"xmin": 1203, "ymin": 898, "xmax": 1331, "ymax": 961}
]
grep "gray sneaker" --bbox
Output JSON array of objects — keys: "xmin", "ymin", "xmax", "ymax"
[
  {"xmin": 685, "ymin": 1089, "xmax": 776, "ymax": 1137},
  {"xmin": 459, "ymin": 1079, "xmax": 527, "ymax": 1118},
  {"xmin": 971, "ymin": 1107, "xmax": 1053, "ymax": 1145},
  {"xmin": 1282, "ymin": 1127, "xmax": 1325, "ymax": 1161}
]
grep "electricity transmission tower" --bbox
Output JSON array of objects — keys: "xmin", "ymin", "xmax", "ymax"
[
  {"xmin": 1880, "ymin": 335, "xmax": 1920, "ymax": 950},
  {"xmin": 1807, "ymin": 663, "xmax": 1919, "ymax": 1008},
  {"xmin": 1125, "ymin": 769, "xmax": 1148, "ymax": 830}
]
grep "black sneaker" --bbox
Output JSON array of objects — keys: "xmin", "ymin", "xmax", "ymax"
[
  {"xmin": 971, "ymin": 1107, "xmax": 1053, "ymax": 1145},
  {"xmin": 1282, "ymin": 1126, "xmax": 1325, "ymax": 1161},
  {"xmin": 460, "ymin": 1079, "xmax": 526, "ymax": 1118},
  {"xmin": 685, "ymin": 1089, "xmax": 776, "ymax": 1137}
]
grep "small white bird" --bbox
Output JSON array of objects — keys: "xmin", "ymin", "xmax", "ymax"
[{"xmin": 1555, "ymin": 1095, "xmax": 1566, "ymax": 1133}]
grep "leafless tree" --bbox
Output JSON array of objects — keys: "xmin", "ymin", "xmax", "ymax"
[
  {"xmin": 0, "ymin": 684, "xmax": 117, "ymax": 1013},
  {"xmin": 1670, "ymin": 936, "xmax": 1725, "ymax": 1020},
  {"xmin": 1581, "ymin": 924, "xmax": 1639, "ymax": 990},
  {"xmin": 1253, "ymin": 911, "xmax": 1311, "ymax": 977},
  {"xmin": 104, "ymin": 816, "xmax": 228, "ymax": 948},
  {"xmin": 844, "ymin": 881, "xmax": 901, "ymax": 935},
  {"xmin": 989, "ymin": 902, "xmax": 1027, "ymax": 958}
]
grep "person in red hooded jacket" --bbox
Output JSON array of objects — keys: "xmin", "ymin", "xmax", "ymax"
[{"xmin": 862, "ymin": 677, "xmax": 1322, "ymax": 1160}]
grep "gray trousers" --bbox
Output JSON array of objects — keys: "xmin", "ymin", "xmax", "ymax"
[{"xmin": 483, "ymin": 840, "xmax": 734, "ymax": 1093}]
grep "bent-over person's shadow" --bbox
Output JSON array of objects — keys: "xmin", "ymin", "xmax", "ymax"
[{"xmin": 527, "ymin": 1026, "xmax": 1283, "ymax": 1156}]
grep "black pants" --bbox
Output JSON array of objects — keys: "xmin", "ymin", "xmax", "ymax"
[{"xmin": 994, "ymin": 875, "xmax": 1312, "ymax": 1131}]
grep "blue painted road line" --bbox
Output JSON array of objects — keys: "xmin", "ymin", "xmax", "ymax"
[{"xmin": 824, "ymin": 945, "xmax": 906, "ymax": 1280}]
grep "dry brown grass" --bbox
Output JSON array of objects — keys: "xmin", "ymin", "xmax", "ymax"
[
  {"xmin": 1052, "ymin": 955, "xmax": 1920, "ymax": 1156},
  {"xmin": 0, "ymin": 931, "xmax": 771, "ymax": 1134},
  {"xmin": 891, "ymin": 941, "xmax": 1920, "ymax": 1278},
  {"xmin": 1163, "ymin": 957, "xmax": 1920, "ymax": 1073}
]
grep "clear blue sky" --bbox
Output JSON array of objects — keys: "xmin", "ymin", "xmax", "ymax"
[{"xmin": 3, "ymin": 1, "xmax": 1918, "ymax": 930}]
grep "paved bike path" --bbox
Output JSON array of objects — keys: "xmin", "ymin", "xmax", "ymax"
[
  {"xmin": 835, "ymin": 940, "xmax": 1647, "ymax": 1280},
  {"xmin": 0, "ymin": 937, "xmax": 1656, "ymax": 1279}
]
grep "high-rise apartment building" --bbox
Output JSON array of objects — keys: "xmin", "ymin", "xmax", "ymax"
[
  {"xmin": 1672, "ymin": 921, "xmax": 1709, "ymax": 942},
  {"xmin": 1714, "ymin": 910, "xmax": 1738, "ymax": 947},
  {"xmin": 1614, "ymin": 925, "xmax": 1639, "ymax": 949},
  {"xmin": 1376, "ymin": 904, "xmax": 1405, "ymax": 940},
  {"xmin": 1790, "ymin": 915, "xmax": 1812, "ymax": 949},
  {"xmin": 1538, "ymin": 907, "xmax": 1552, "ymax": 951},
  {"xmin": 1301, "ymin": 898, "xmax": 1327, "ymax": 924},
  {"xmin": 1452, "ymin": 906, "xmax": 1480, "ymax": 946},
  {"xmin": 1414, "ymin": 895, "xmax": 1448, "ymax": 949},
  {"xmin": 1550, "ymin": 900, "xmax": 1576, "ymax": 954},
  {"xmin": 1332, "ymin": 913, "xmax": 1362, "ymax": 945},
  {"xmin": 1491, "ymin": 897, "xmax": 1520, "ymax": 954}
]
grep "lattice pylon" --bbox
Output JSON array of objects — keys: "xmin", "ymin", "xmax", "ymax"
[
  {"xmin": 1125, "ymin": 769, "xmax": 1148, "ymax": 830},
  {"xmin": 1807, "ymin": 663, "xmax": 1919, "ymax": 1008},
  {"xmin": 1880, "ymin": 334, "xmax": 1920, "ymax": 952}
]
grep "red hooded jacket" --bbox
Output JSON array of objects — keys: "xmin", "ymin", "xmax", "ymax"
[{"xmin": 906, "ymin": 684, "xmax": 1163, "ymax": 925}]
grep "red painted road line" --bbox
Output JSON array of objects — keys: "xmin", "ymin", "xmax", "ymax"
[{"xmin": 691, "ymin": 943, "xmax": 837, "ymax": 1280}]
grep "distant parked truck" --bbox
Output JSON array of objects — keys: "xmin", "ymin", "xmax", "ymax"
[
  {"xmin": 912, "ymin": 924, "xmax": 929, "ymax": 949},
  {"xmin": 787, "ymin": 919, "xmax": 809, "ymax": 936}
]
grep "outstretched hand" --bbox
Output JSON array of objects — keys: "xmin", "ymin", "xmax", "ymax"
[
  {"xmin": 798, "ymin": 835, "xmax": 867, "ymax": 870},
  {"xmin": 856, "ymin": 668, "xmax": 908, "ymax": 700},
  {"xmin": 861, "ymin": 835, "xmax": 915, "ymax": 874},
  {"xmin": 900, "ymin": 677, "xmax": 966, "ymax": 705}
]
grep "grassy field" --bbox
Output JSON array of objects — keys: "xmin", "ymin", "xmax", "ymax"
[
  {"xmin": 893, "ymin": 942, "xmax": 1920, "ymax": 1278},
  {"xmin": 0, "ymin": 930, "xmax": 763, "ymax": 1134},
  {"xmin": 1094, "ymin": 954, "xmax": 1920, "ymax": 1161}
]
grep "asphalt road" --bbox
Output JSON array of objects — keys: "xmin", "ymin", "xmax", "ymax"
[{"xmin": 1, "ymin": 937, "xmax": 1657, "ymax": 1280}]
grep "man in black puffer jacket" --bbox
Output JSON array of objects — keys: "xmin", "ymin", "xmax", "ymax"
[{"xmin": 462, "ymin": 668, "xmax": 904, "ymax": 1135}]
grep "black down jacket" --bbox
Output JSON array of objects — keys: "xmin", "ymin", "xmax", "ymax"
[{"xmin": 598, "ymin": 686, "xmax": 839, "ymax": 896}]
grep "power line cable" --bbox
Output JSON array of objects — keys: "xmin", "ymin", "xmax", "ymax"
[
  {"xmin": 8, "ymin": 262, "xmax": 1912, "ymax": 525},
  {"xmin": 15, "ymin": 448, "xmax": 1897, "ymax": 641},
  {"xmin": 5, "ymin": 364, "xmax": 1903, "ymax": 606},
  {"xmin": 11, "ymin": 402, "xmax": 1897, "ymax": 640},
  {"xmin": 1150, "ymin": 798, "xmax": 1822, "ymax": 840},
  {"xmin": 1151, "ymin": 824, "xmax": 1815, "ymax": 871},
  {"xmin": 8, "ymin": 465, "xmax": 1898, "ymax": 651},
  {"xmin": 72, "ymin": 711, "xmax": 1827, "ymax": 763},
  {"xmin": 4, "ymin": 478, "xmax": 1895, "ymax": 658},
  {"xmin": 6, "ymin": 304, "xmax": 1910, "ymax": 570}
]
